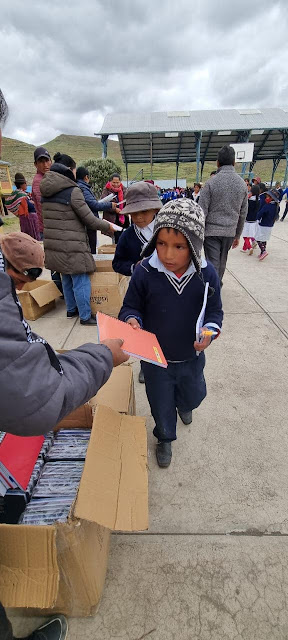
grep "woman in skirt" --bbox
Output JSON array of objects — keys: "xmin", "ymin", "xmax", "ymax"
[
  {"xmin": 5, "ymin": 173, "xmax": 40, "ymax": 240},
  {"xmin": 255, "ymin": 189, "xmax": 279, "ymax": 261},
  {"xmin": 241, "ymin": 184, "xmax": 260, "ymax": 254}
]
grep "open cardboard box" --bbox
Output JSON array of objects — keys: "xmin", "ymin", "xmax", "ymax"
[
  {"xmin": 55, "ymin": 364, "xmax": 135, "ymax": 430},
  {"xmin": 90, "ymin": 271, "xmax": 129, "ymax": 317},
  {"xmin": 17, "ymin": 280, "xmax": 62, "ymax": 321},
  {"xmin": 98, "ymin": 244, "xmax": 116, "ymax": 255},
  {"xmin": 0, "ymin": 405, "xmax": 148, "ymax": 617},
  {"xmin": 94, "ymin": 254, "xmax": 114, "ymax": 272}
]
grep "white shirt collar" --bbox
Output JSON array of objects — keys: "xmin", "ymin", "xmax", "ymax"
[
  {"xmin": 135, "ymin": 219, "xmax": 155, "ymax": 241},
  {"xmin": 148, "ymin": 249, "xmax": 207, "ymax": 280}
]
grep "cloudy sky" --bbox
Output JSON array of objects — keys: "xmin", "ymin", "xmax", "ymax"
[{"xmin": 1, "ymin": 0, "xmax": 288, "ymax": 145}]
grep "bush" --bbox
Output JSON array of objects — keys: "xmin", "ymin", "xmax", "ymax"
[{"xmin": 82, "ymin": 158, "xmax": 122, "ymax": 197}]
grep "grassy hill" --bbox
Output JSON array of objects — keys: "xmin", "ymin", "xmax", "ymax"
[{"xmin": 2, "ymin": 133, "xmax": 286, "ymax": 186}]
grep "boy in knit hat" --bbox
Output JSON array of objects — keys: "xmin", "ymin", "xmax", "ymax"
[{"xmin": 119, "ymin": 199, "xmax": 223, "ymax": 468}]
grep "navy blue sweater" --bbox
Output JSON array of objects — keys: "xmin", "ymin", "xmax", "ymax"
[
  {"xmin": 246, "ymin": 197, "xmax": 259, "ymax": 222},
  {"xmin": 257, "ymin": 201, "xmax": 278, "ymax": 227},
  {"xmin": 113, "ymin": 224, "xmax": 148, "ymax": 276},
  {"xmin": 119, "ymin": 258, "xmax": 223, "ymax": 361}
]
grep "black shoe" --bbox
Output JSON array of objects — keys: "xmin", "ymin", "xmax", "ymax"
[
  {"xmin": 28, "ymin": 614, "xmax": 68, "ymax": 640},
  {"xmin": 80, "ymin": 315, "xmax": 97, "ymax": 326},
  {"xmin": 67, "ymin": 309, "xmax": 79, "ymax": 318},
  {"xmin": 178, "ymin": 410, "xmax": 192, "ymax": 425},
  {"xmin": 138, "ymin": 369, "xmax": 145, "ymax": 383},
  {"xmin": 156, "ymin": 442, "xmax": 172, "ymax": 468}
]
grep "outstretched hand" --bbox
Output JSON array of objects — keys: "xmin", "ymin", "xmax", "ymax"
[{"xmin": 101, "ymin": 338, "xmax": 129, "ymax": 367}]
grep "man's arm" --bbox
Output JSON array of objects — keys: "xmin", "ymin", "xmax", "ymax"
[
  {"xmin": 0, "ymin": 273, "xmax": 128, "ymax": 436},
  {"xmin": 198, "ymin": 181, "xmax": 211, "ymax": 217},
  {"xmin": 235, "ymin": 190, "xmax": 248, "ymax": 239},
  {"xmin": 80, "ymin": 185, "xmax": 113, "ymax": 215}
]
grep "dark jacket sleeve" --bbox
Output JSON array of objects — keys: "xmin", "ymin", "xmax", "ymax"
[
  {"xmin": 203, "ymin": 263, "xmax": 223, "ymax": 330},
  {"xmin": 118, "ymin": 264, "xmax": 146, "ymax": 325},
  {"xmin": 79, "ymin": 182, "xmax": 113, "ymax": 214},
  {"xmin": 112, "ymin": 231, "xmax": 135, "ymax": 276},
  {"xmin": 71, "ymin": 187, "xmax": 111, "ymax": 233},
  {"xmin": 0, "ymin": 272, "xmax": 113, "ymax": 436}
]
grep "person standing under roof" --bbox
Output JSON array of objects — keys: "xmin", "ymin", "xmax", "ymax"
[{"xmin": 199, "ymin": 145, "xmax": 248, "ymax": 285}]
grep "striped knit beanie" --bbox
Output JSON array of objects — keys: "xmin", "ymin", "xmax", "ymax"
[{"xmin": 141, "ymin": 198, "xmax": 205, "ymax": 275}]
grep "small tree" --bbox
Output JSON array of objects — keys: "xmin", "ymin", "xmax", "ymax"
[{"xmin": 82, "ymin": 158, "xmax": 122, "ymax": 197}]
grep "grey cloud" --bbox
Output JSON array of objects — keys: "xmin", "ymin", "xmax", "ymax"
[{"xmin": 1, "ymin": 0, "xmax": 288, "ymax": 144}]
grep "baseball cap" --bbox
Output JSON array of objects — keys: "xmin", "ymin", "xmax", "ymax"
[{"xmin": 34, "ymin": 146, "xmax": 51, "ymax": 162}]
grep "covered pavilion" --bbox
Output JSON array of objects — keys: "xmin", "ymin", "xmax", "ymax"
[{"xmin": 97, "ymin": 107, "xmax": 288, "ymax": 185}]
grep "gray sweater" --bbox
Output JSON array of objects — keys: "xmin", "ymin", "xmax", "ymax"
[
  {"xmin": 199, "ymin": 165, "xmax": 248, "ymax": 238},
  {"xmin": 0, "ymin": 271, "xmax": 113, "ymax": 436}
]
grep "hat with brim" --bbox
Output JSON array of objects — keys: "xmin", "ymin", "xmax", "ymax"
[
  {"xmin": 266, "ymin": 189, "xmax": 280, "ymax": 203},
  {"xmin": 0, "ymin": 232, "xmax": 44, "ymax": 271},
  {"xmin": 122, "ymin": 181, "xmax": 162, "ymax": 215}
]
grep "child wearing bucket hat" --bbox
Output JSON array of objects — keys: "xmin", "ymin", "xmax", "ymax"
[
  {"xmin": 119, "ymin": 199, "xmax": 223, "ymax": 468},
  {"xmin": 254, "ymin": 189, "xmax": 280, "ymax": 260},
  {"xmin": 112, "ymin": 181, "xmax": 162, "ymax": 276},
  {"xmin": 113, "ymin": 181, "xmax": 162, "ymax": 383}
]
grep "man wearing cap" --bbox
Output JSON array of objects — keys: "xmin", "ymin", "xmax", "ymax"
[
  {"xmin": 0, "ymin": 232, "xmax": 128, "ymax": 640},
  {"xmin": 32, "ymin": 147, "xmax": 52, "ymax": 239}
]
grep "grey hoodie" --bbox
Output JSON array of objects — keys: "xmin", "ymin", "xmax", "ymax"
[{"xmin": 0, "ymin": 270, "xmax": 113, "ymax": 436}]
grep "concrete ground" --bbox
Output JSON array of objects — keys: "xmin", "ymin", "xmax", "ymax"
[{"xmin": 10, "ymin": 213, "xmax": 288, "ymax": 640}]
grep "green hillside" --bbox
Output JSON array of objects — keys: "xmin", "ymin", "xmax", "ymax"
[{"xmin": 1, "ymin": 133, "xmax": 286, "ymax": 186}]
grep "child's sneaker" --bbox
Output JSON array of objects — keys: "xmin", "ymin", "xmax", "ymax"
[
  {"xmin": 248, "ymin": 248, "xmax": 254, "ymax": 255},
  {"xmin": 259, "ymin": 251, "xmax": 268, "ymax": 261},
  {"xmin": 240, "ymin": 248, "xmax": 248, "ymax": 253}
]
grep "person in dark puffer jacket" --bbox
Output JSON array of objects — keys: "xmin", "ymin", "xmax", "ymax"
[{"xmin": 41, "ymin": 153, "xmax": 114, "ymax": 325}]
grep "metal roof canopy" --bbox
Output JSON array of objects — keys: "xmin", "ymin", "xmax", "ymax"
[{"xmin": 97, "ymin": 108, "xmax": 288, "ymax": 185}]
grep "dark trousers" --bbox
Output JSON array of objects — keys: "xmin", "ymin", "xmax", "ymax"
[
  {"xmin": 141, "ymin": 355, "xmax": 206, "ymax": 442},
  {"xmin": 204, "ymin": 236, "xmax": 234, "ymax": 283},
  {"xmin": 0, "ymin": 603, "xmax": 13, "ymax": 640},
  {"xmin": 51, "ymin": 270, "xmax": 63, "ymax": 295}
]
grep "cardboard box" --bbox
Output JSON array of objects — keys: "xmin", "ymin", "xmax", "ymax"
[
  {"xmin": 55, "ymin": 364, "xmax": 135, "ymax": 430},
  {"xmin": 17, "ymin": 280, "xmax": 62, "ymax": 321},
  {"xmin": 0, "ymin": 405, "xmax": 148, "ymax": 617},
  {"xmin": 94, "ymin": 254, "xmax": 114, "ymax": 273},
  {"xmin": 90, "ymin": 272, "xmax": 129, "ymax": 317},
  {"xmin": 98, "ymin": 244, "xmax": 116, "ymax": 255}
]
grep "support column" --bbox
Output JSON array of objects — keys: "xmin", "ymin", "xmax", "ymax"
[
  {"xmin": 175, "ymin": 162, "xmax": 179, "ymax": 187},
  {"xmin": 282, "ymin": 130, "xmax": 288, "ymax": 187},
  {"xmin": 125, "ymin": 163, "xmax": 129, "ymax": 188},
  {"xmin": 194, "ymin": 132, "xmax": 202, "ymax": 183},
  {"xmin": 150, "ymin": 134, "xmax": 153, "ymax": 180},
  {"xmin": 248, "ymin": 161, "xmax": 256, "ymax": 180},
  {"xmin": 101, "ymin": 135, "xmax": 108, "ymax": 159},
  {"xmin": 270, "ymin": 157, "xmax": 281, "ymax": 186}
]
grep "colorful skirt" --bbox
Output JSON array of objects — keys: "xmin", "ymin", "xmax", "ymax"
[{"xmin": 19, "ymin": 213, "xmax": 40, "ymax": 240}]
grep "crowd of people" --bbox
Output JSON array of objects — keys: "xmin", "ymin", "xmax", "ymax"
[{"xmin": 0, "ymin": 136, "xmax": 285, "ymax": 640}]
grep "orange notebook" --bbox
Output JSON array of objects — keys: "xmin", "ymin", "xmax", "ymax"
[
  {"xmin": 0, "ymin": 434, "xmax": 44, "ymax": 495},
  {"xmin": 97, "ymin": 312, "xmax": 167, "ymax": 368}
]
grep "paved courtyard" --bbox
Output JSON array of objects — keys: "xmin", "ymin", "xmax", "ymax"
[{"xmin": 10, "ymin": 215, "xmax": 288, "ymax": 640}]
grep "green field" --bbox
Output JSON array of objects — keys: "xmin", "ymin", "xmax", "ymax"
[{"xmin": 2, "ymin": 133, "xmax": 287, "ymax": 187}]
